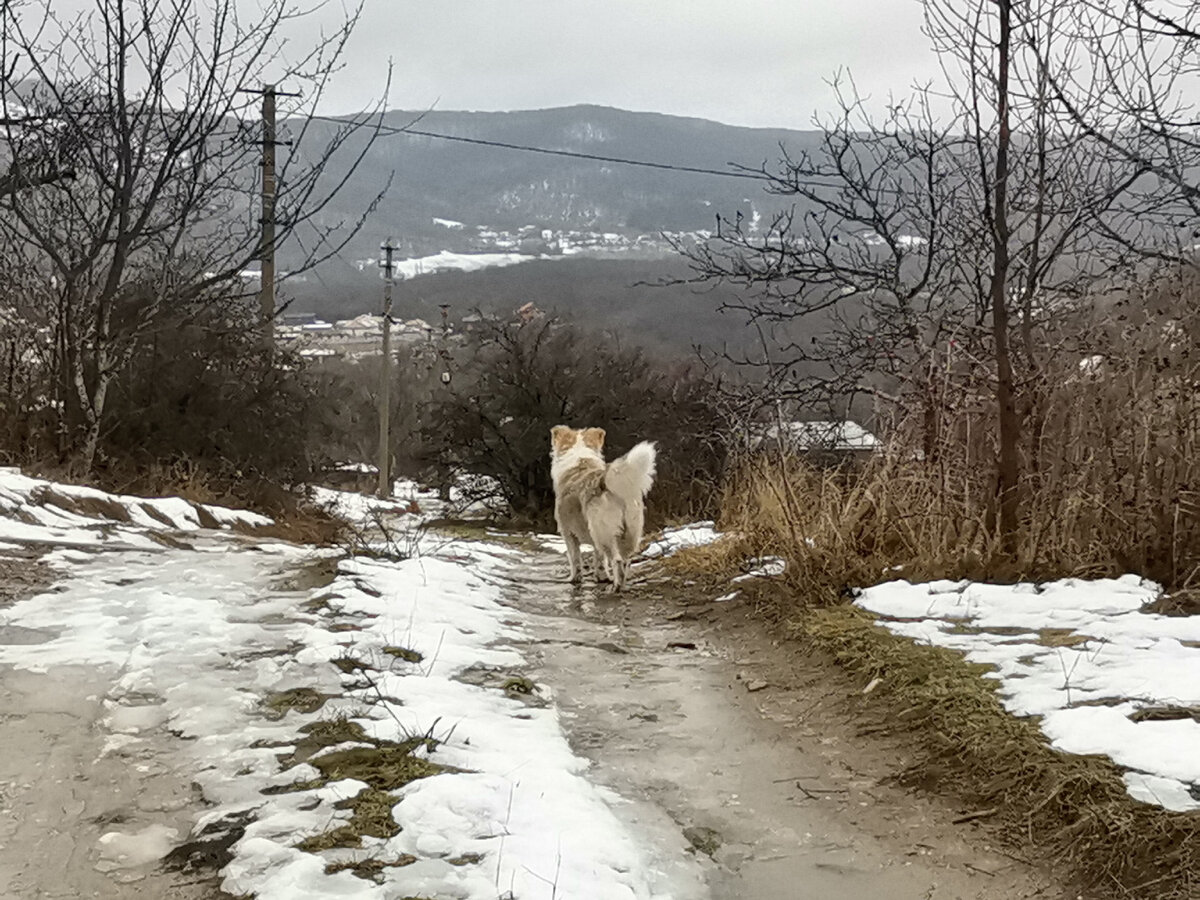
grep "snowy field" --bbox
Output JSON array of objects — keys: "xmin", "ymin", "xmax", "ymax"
[
  {"xmin": 393, "ymin": 250, "xmax": 536, "ymax": 280},
  {"xmin": 0, "ymin": 471, "xmax": 695, "ymax": 899},
  {"xmin": 856, "ymin": 577, "xmax": 1200, "ymax": 812}
]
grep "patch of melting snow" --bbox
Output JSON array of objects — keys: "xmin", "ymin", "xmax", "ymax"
[
  {"xmin": 95, "ymin": 823, "xmax": 179, "ymax": 875},
  {"xmin": 0, "ymin": 475, "xmax": 702, "ymax": 899},
  {"xmin": 856, "ymin": 575, "xmax": 1200, "ymax": 811},
  {"xmin": 731, "ymin": 556, "xmax": 786, "ymax": 582},
  {"xmin": 640, "ymin": 522, "xmax": 726, "ymax": 559}
]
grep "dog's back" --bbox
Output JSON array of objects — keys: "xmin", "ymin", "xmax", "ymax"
[{"xmin": 553, "ymin": 453, "xmax": 605, "ymax": 544}]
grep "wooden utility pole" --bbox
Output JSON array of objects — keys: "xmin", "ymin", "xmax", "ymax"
[
  {"xmin": 249, "ymin": 82, "xmax": 298, "ymax": 352},
  {"xmin": 377, "ymin": 241, "xmax": 397, "ymax": 499},
  {"xmin": 260, "ymin": 84, "xmax": 277, "ymax": 351}
]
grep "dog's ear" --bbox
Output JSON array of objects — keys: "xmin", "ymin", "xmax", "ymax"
[
  {"xmin": 550, "ymin": 425, "xmax": 574, "ymax": 453},
  {"xmin": 582, "ymin": 427, "xmax": 606, "ymax": 451}
]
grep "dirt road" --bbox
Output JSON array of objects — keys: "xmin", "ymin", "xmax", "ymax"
[
  {"xmin": 0, "ymin": 537, "xmax": 322, "ymax": 900},
  {"xmin": 0, "ymin": 664, "xmax": 214, "ymax": 899},
  {"xmin": 502, "ymin": 549, "xmax": 1064, "ymax": 900},
  {"xmin": 0, "ymin": 530, "xmax": 1069, "ymax": 900}
]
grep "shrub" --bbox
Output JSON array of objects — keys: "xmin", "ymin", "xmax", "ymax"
[
  {"xmin": 419, "ymin": 313, "xmax": 726, "ymax": 526},
  {"xmin": 710, "ymin": 274, "xmax": 1200, "ymax": 600}
]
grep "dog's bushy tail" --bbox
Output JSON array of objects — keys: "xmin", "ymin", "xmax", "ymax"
[{"xmin": 605, "ymin": 441, "xmax": 656, "ymax": 506}]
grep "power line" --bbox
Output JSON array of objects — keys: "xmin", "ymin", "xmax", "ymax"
[{"xmin": 306, "ymin": 113, "xmax": 820, "ymax": 184}]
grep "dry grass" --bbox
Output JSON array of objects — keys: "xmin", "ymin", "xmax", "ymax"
[
  {"xmin": 794, "ymin": 604, "xmax": 1200, "ymax": 899},
  {"xmin": 261, "ymin": 687, "xmax": 334, "ymax": 719},
  {"xmin": 716, "ymin": 429, "xmax": 1196, "ymax": 619},
  {"xmin": 295, "ymin": 787, "xmax": 405, "ymax": 852},
  {"xmin": 381, "ymin": 646, "xmax": 424, "ymax": 664},
  {"xmin": 294, "ymin": 740, "xmax": 450, "ymax": 852},
  {"xmin": 708, "ymin": 293, "xmax": 1200, "ymax": 600},
  {"xmin": 324, "ymin": 854, "xmax": 418, "ymax": 879},
  {"xmin": 284, "ymin": 725, "xmax": 453, "ymax": 854},
  {"xmin": 659, "ymin": 530, "xmax": 758, "ymax": 579}
]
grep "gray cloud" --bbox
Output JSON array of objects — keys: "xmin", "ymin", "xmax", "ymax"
[
  {"xmin": 32, "ymin": 0, "xmax": 943, "ymax": 129},
  {"xmin": 310, "ymin": 0, "xmax": 942, "ymax": 128}
]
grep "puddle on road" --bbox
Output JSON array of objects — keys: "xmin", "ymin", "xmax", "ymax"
[{"xmin": 505, "ymin": 552, "xmax": 982, "ymax": 900}]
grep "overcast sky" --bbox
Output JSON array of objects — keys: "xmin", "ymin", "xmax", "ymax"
[{"xmin": 308, "ymin": 0, "xmax": 942, "ymax": 129}]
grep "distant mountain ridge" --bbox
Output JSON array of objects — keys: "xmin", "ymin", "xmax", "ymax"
[
  {"xmin": 277, "ymin": 105, "xmax": 826, "ymax": 348},
  {"xmin": 288, "ymin": 104, "xmax": 823, "ymax": 262}
]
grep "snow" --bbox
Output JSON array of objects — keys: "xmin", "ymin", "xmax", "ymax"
[
  {"xmin": 0, "ymin": 471, "xmax": 696, "ymax": 897},
  {"xmin": 856, "ymin": 575, "xmax": 1200, "ymax": 811},
  {"xmin": 96, "ymin": 824, "xmax": 179, "ymax": 872},
  {"xmin": 640, "ymin": 522, "xmax": 725, "ymax": 559},
  {"xmin": 747, "ymin": 419, "xmax": 878, "ymax": 452},
  {"xmin": 0, "ymin": 466, "xmax": 270, "ymax": 549},
  {"xmin": 333, "ymin": 461, "xmax": 380, "ymax": 475},
  {"xmin": 393, "ymin": 250, "xmax": 536, "ymax": 280},
  {"xmin": 858, "ymin": 231, "xmax": 929, "ymax": 249},
  {"xmin": 200, "ymin": 504, "xmax": 272, "ymax": 528},
  {"xmin": 309, "ymin": 480, "xmax": 445, "ymax": 537}
]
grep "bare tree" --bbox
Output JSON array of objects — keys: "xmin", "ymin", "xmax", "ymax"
[
  {"xmin": 676, "ymin": 0, "xmax": 1158, "ymax": 554},
  {"xmin": 1040, "ymin": 1, "xmax": 1200, "ymax": 255},
  {"xmin": 0, "ymin": 0, "xmax": 388, "ymax": 472},
  {"xmin": 421, "ymin": 313, "xmax": 725, "ymax": 523}
]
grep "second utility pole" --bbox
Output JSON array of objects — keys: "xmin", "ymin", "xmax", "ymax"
[
  {"xmin": 253, "ymin": 82, "xmax": 297, "ymax": 351},
  {"xmin": 377, "ymin": 241, "xmax": 396, "ymax": 499},
  {"xmin": 260, "ymin": 84, "xmax": 277, "ymax": 351}
]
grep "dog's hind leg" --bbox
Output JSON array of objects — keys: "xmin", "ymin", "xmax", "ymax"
[
  {"xmin": 597, "ymin": 543, "xmax": 625, "ymax": 593},
  {"xmin": 564, "ymin": 533, "xmax": 584, "ymax": 584},
  {"xmin": 592, "ymin": 549, "xmax": 612, "ymax": 584},
  {"xmin": 611, "ymin": 552, "xmax": 629, "ymax": 592}
]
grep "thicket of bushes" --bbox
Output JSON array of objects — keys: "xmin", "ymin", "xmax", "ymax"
[
  {"xmin": 0, "ymin": 299, "xmax": 345, "ymax": 515},
  {"xmin": 0, "ymin": 301, "xmax": 727, "ymax": 525},
  {"xmin": 713, "ymin": 277, "xmax": 1200, "ymax": 598},
  {"xmin": 415, "ymin": 314, "xmax": 726, "ymax": 527}
]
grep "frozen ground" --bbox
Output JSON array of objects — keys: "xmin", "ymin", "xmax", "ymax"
[
  {"xmin": 856, "ymin": 576, "xmax": 1200, "ymax": 811},
  {"xmin": 0, "ymin": 467, "xmax": 1172, "ymax": 899}
]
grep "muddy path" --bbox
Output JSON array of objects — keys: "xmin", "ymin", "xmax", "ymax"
[
  {"xmin": 0, "ymin": 554, "xmax": 223, "ymax": 900},
  {"xmin": 0, "ymin": 665, "xmax": 217, "ymax": 899},
  {"xmin": 0, "ymin": 522, "xmax": 1069, "ymax": 900},
  {"xmin": 500, "ymin": 549, "xmax": 1064, "ymax": 900}
]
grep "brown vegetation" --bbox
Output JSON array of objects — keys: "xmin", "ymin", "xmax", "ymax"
[
  {"xmin": 418, "ymin": 313, "xmax": 727, "ymax": 528},
  {"xmin": 704, "ymin": 277, "xmax": 1200, "ymax": 601}
]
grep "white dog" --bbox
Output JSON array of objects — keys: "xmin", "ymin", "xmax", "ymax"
[{"xmin": 549, "ymin": 426, "xmax": 656, "ymax": 591}]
